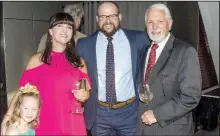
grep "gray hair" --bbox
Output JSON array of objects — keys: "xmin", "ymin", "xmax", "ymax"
[
  {"xmin": 145, "ymin": 3, "xmax": 172, "ymax": 23},
  {"xmin": 64, "ymin": 3, "xmax": 84, "ymax": 19}
]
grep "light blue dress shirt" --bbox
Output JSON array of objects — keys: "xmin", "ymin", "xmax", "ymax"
[{"xmin": 96, "ymin": 29, "xmax": 135, "ymax": 102}]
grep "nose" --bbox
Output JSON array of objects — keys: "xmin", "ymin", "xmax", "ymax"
[
  {"xmin": 152, "ymin": 22, "xmax": 159, "ymax": 30},
  {"xmin": 63, "ymin": 27, "xmax": 68, "ymax": 33},
  {"xmin": 60, "ymin": 26, "xmax": 68, "ymax": 33},
  {"xmin": 27, "ymin": 109, "xmax": 32, "ymax": 115},
  {"xmin": 105, "ymin": 17, "xmax": 111, "ymax": 23}
]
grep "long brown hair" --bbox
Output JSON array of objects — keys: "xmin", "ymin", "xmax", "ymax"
[
  {"xmin": 41, "ymin": 12, "xmax": 82, "ymax": 67},
  {"xmin": 6, "ymin": 92, "xmax": 42, "ymax": 128}
]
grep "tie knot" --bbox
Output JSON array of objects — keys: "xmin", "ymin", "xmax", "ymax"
[
  {"xmin": 152, "ymin": 43, "xmax": 159, "ymax": 50},
  {"xmin": 107, "ymin": 37, "xmax": 113, "ymax": 42}
]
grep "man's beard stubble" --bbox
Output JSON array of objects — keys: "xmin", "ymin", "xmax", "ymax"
[{"xmin": 98, "ymin": 22, "xmax": 120, "ymax": 37}]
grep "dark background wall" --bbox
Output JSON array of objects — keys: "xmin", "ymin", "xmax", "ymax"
[{"xmin": 167, "ymin": 1, "xmax": 199, "ymax": 48}]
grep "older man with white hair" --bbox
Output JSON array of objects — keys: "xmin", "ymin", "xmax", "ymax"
[{"xmin": 136, "ymin": 3, "xmax": 201, "ymax": 135}]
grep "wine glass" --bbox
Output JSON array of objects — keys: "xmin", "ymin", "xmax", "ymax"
[
  {"xmin": 72, "ymin": 81, "xmax": 83, "ymax": 114},
  {"xmin": 138, "ymin": 84, "xmax": 153, "ymax": 104}
]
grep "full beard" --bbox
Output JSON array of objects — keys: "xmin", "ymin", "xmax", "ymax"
[
  {"xmin": 99, "ymin": 23, "xmax": 120, "ymax": 37},
  {"xmin": 148, "ymin": 33, "xmax": 166, "ymax": 43}
]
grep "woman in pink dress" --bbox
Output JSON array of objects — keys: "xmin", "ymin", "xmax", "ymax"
[{"xmin": 2, "ymin": 12, "xmax": 91, "ymax": 135}]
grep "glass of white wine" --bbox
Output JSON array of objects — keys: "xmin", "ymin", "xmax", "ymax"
[
  {"xmin": 72, "ymin": 80, "xmax": 83, "ymax": 114},
  {"xmin": 138, "ymin": 84, "xmax": 153, "ymax": 104}
]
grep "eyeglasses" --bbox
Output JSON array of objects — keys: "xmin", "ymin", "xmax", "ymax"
[{"xmin": 98, "ymin": 14, "xmax": 118, "ymax": 21}]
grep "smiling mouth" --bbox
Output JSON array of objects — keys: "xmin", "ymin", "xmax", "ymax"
[
  {"xmin": 26, "ymin": 116, "xmax": 33, "ymax": 119},
  {"xmin": 151, "ymin": 31, "xmax": 161, "ymax": 35},
  {"xmin": 104, "ymin": 25, "xmax": 112, "ymax": 28},
  {"xmin": 60, "ymin": 34, "xmax": 67, "ymax": 38}
]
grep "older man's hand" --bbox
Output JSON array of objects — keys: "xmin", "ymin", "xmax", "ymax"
[{"xmin": 141, "ymin": 110, "xmax": 157, "ymax": 125}]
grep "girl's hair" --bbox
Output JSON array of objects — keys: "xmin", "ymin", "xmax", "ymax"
[
  {"xmin": 41, "ymin": 12, "xmax": 82, "ymax": 68},
  {"xmin": 6, "ymin": 86, "xmax": 42, "ymax": 128}
]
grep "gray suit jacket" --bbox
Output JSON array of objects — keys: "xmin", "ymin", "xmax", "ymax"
[{"xmin": 136, "ymin": 34, "xmax": 202, "ymax": 135}]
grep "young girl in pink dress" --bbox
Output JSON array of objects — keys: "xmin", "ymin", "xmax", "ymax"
[{"xmin": 2, "ymin": 12, "xmax": 91, "ymax": 135}]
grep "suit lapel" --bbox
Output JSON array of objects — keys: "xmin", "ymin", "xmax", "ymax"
[
  {"xmin": 147, "ymin": 34, "xmax": 175, "ymax": 85},
  {"xmin": 122, "ymin": 29, "xmax": 136, "ymax": 79},
  {"xmin": 90, "ymin": 31, "xmax": 99, "ymax": 89},
  {"xmin": 140, "ymin": 45, "xmax": 151, "ymax": 84}
]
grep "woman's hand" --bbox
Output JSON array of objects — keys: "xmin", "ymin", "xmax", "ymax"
[{"xmin": 72, "ymin": 89, "xmax": 90, "ymax": 102}]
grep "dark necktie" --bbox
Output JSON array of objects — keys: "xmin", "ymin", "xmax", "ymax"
[
  {"xmin": 106, "ymin": 37, "xmax": 117, "ymax": 104},
  {"xmin": 144, "ymin": 43, "xmax": 159, "ymax": 83}
]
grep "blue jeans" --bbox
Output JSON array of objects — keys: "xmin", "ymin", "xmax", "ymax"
[{"xmin": 91, "ymin": 100, "xmax": 138, "ymax": 136}]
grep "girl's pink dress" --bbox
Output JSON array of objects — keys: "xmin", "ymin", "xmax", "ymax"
[{"xmin": 19, "ymin": 51, "xmax": 90, "ymax": 135}]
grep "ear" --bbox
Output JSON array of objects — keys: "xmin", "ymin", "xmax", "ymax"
[
  {"xmin": 74, "ymin": 18, "xmax": 81, "ymax": 29},
  {"xmin": 118, "ymin": 13, "xmax": 122, "ymax": 21},
  {"xmin": 49, "ymin": 29, "xmax": 53, "ymax": 36},
  {"xmin": 96, "ymin": 15, "xmax": 99, "ymax": 23},
  {"xmin": 78, "ymin": 18, "xmax": 81, "ymax": 25},
  {"xmin": 168, "ymin": 18, "xmax": 173, "ymax": 31}
]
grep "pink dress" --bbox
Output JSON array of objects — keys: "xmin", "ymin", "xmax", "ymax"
[{"xmin": 19, "ymin": 51, "xmax": 90, "ymax": 135}]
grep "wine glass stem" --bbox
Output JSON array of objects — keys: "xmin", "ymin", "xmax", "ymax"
[
  {"xmin": 76, "ymin": 101, "xmax": 80, "ymax": 107},
  {"xmin": 76, "ymin": 101, "xmax": 81, "ymax": 110}
]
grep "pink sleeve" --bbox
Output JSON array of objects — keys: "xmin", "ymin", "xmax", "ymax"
[
  {"xmin": 80, "ymin": 72, "xmax": 92, "ymax": 91},
  {"xmin": 18, "ymin": 69, "xmax": 39, "ymax": 88}
]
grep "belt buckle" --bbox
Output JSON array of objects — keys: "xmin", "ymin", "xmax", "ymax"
[{"xmin": 109, "ymin": 103, "xmax": 115, "ymax": 109}]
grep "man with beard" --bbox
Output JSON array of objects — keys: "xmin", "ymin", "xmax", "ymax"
[
  {"xmin": 76, "ymin": 1, "xmax": 150, "ymax": 136},
  {"xmin": 136, "ymin": 3, "xmax": 201, "ymax": 135}
]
